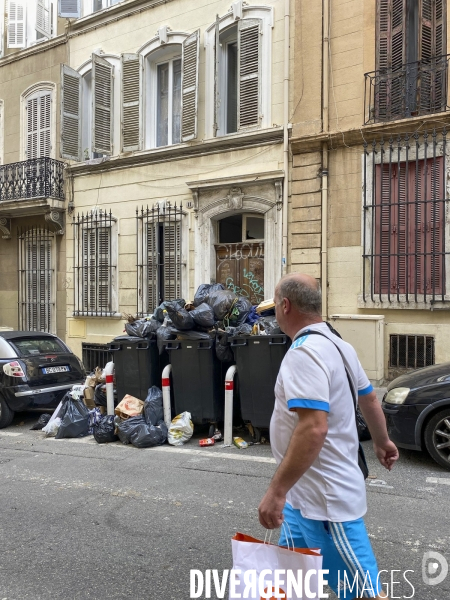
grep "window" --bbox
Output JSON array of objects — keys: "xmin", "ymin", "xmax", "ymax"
[
  {"xmin": 18, "ymin": 227, "xmax": 54, "ymax": 333},
  {"xmin": 8, "ymin": 0, "xmax": 56, "ymax": 49},
  {"xmin": 36, "ymin": 0, "xmax": 51, "ymax": 39},
  {"xmin": 7, "ymin": 0, "xmax": 26, "ymax": 48},
  {"xmin": 12, "ymin": 337, "xmax": 65, "ymax": 356},
  {"xmin": 136, "ymin": 204, "xmax": 183, "ymax": 316},
  {"xmin": 58, "ymin": 0, "xmax": 81, "ymax": 18},
  {"xmin": 374, "ymin": 0, "xmax": 447, "ymax": 120},
  {"xmin": 205, "ymin": 4, "xmax": 273, "ymax": 138},
  {"xmin": 156, "ymin": 56, "xmax": 182, "ymax": 147},
  {"xmin": 362, "ymin": 131, "xmax": 450, "ymax": 304},
  {"xmin": 61, "ymin": 55, "xmax": 117, "ymax": 161},
  {"xmin": 26, "ymin": 90, "xmax": 51, "ymax": 159},
  {"xmin": 389, "ymin": 334, "xmax": 435, "ymax": 369},
  {"xmin": 93, "ymin": 0, "xmax": 120, "ymax": 12},
  {"xmin": 0, "ymin": 100, "xmax": 4, "ymax": 164},
  {"xmin": 73, "ymin": 210, "xmax": 118, "ymax": 316}
]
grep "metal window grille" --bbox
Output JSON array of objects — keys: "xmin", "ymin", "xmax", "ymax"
[
  {"xmin": 72, "ymin": 209, "xmax": 116, "ymax": 316},
  {"xmin": 389, "ymin": 334, "xmax": 435, "ymax": 369},
  {"xmin": 136, "ymin": 203, "xmax": 183, "ymax": 317},
  {"xmin": 81, "ymin": 342, "xmax": 112, "ymax": 372},
  {"xmin": 18, "ymin": 226, "xmax": 54, "ymax": 333},
  {"xmin": 362, "ymin": 129, "xmax": 449, "ymax": 303}
]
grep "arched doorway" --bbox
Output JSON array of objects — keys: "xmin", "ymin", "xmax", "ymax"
[{"xmin": 215, "ymin": 213, "xmax": 265, "ymax": 305}]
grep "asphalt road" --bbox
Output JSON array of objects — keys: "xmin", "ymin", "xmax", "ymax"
[{"xmin": 0, "ymin": 410, "xmax": 449, "ymax": 600}]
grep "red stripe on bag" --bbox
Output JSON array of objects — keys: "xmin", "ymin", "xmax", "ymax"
[{"xmin": 232, "ymin": 532, "xmax": 321, "ymax": 556}]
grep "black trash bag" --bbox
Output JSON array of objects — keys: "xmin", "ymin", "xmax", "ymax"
[
  {"xmin": 165, "ymin": 303, "xmax": 194, "ymax": 331},
  {"xmin": 154, "ymin": 299, "xmax": 185, "ymax": 322},
  {"xmin": 156, "ymin": 325, "xmax": 177, "ymax": 355},
  {"xmin": 125, "ymin": 318, "xmax": 159, "ymax": 338},
  {"xmin": 94, "ymin": 383, "xmax": 118, "ymax": 407},
  {"xmin": 93, "ymin": 415, "xmax": 119, "ymax": 444},
  {"xmin": 193, "ymin": 283, "xmax": 224, "ymax": 307},
  {"xmin": 144, "ymin": 386, "xmax": 164, "ymax": 426},
  {"xmin": 233, "ymin": 323, "xmax": 253, "ymax": 336},
  {"xmin": 173, "ymin": 330, "xmax": 213, "ymax": 341},
  {"xmin": 117, "ymin": 416, "xmax": 145, "ymax": 445},
  {"xmin": 30, "ymin": 413, "xmax": 52, "ymax": 430},
  {"xmin": 228, "ymin": 296, "xmax": 252, "ymax": 327},
  {"xmin": 207, "ymin": 289, "xmax": 237, "ymax": 320},
  {"xmin": 259, "ymin": 316, "xmax": 282, "ymax": 335},
  {"xmin": 55, "ymin": 398, "xmax": 90, "ymax": 439},
  {"xmin": 189, "ymin": 303, "xmax": 215, "ymax": 328},
  {"xmin": 216, "ymin": 332, "xmax": 234, "ymax": 363},
  {"xmin": 130, "ymin": 419, "xmax": 168, "ymax": 448}
]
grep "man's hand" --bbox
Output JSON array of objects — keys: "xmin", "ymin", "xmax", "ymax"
[
  {"xmin": 258, "ymin": 488, "xmax": 285, "ymax": 530},
  {"xmin": 373, "ymin": 440, "xmax": 399, "ymax": 471}
]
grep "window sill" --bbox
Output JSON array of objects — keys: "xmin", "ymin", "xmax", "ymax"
[
  {"xmin": 72, "ymin": 312, "xmax": 122, "ymax": 319},
  {"xmin": 357, "ymin": 293, "xmax": 450, "ymax": 310}
]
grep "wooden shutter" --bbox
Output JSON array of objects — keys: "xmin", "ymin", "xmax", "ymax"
[
  {"xmin": 213, "ymin": 16, "xmax": 220, "ymax": 137},
  {"xmin": 237, "ymin": 18, "xmax": 261, "ymax": 131},
  {"xmin": 36, "ymin": 0, "xmax": 51, "ymax": 37},
  {"xmin": 92, "ymin": 54, "xmax": 113, "ymax": 155},
  {"xmin": 7, "ymin": 1, "xmax": 26, "ymax": 48},
  {"xmin": 146, "ymin": 222, "xmax": 158, "ymax": 312},
  {"xmin": 163, "ymin": 221, "xmax": 181, "ymax": 301},
  {"xmin": 98, "ymin": 227, "xmax": 111, "ymax": 311},
  {"xmin": 58, "ymin": 0, "xmax": 80, "ymax": 18},
  {"xmin": 181, "ymin": 30, "xmax": 199, "ymax": 142},
  {"xmin": 27, "ymin": 93, "xmax": 51, "ymax": 159},
  {"xmin": 121, "ymin": 53, "xmax": 142, "ymax": 152},
  {"xmin": 419, "ymin": 0, "xmax": 447, "ymax": 112},
  {"xmin": 83, "ymin": 226, "xmax": 111, "ymax": 312},
  {"xmin": 24, "ymin": 232, "xmax": 52, "ymax": 332},
  {"xmin": 61, "ymin": 64, "xmax": 81, "ymax": 161}
]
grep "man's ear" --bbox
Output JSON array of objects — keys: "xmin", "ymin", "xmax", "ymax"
[{"xmin": 283, "ymin": 297, "xmax": 291, "ymax": 314}]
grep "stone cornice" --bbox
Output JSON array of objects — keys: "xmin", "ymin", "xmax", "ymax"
[
  {"xmin": 0, "ymin": 35, "xmax": 67, "ymax": 67},
  {"xmin": 291, "ymin": 113, "xmax": 450, "ymax": 154},
  {"xmin": 66, "ymin": 128, "xmax": 284, "ymax": 176}
]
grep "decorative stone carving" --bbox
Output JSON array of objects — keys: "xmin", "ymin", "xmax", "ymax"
[
  {"xmin": 45, "ymin": 210, "xmax": 65, "ymax": 235},
  {"xmin": 0, "ymin": 217, "xmax": 11, "ymax": 240},
  {"xmin": 275, "ymin": 180, "xmax": 283, "ymax": 210},
  {"xmin": 226, "ymin": 187, "xmax": 244, "ymax": 211}
]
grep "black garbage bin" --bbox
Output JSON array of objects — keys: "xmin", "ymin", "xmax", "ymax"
[
  {"xmin": 231, "ymin": 334, "xmax": 289, "ymax": 431},
  {"xmin": 164, "ymin": 336, "xmax": 226, "ymax": 427},
  {"xmin": 109, "ymin": 336, "xmax": 161, "ymax": 403}
]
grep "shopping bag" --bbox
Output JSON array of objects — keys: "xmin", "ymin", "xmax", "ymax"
[
  {"xmin": 230, "ymin": 532, "xmax": 323, "ymax": 600},
  {"xmin": 114, "ymin": 395, "xmax": 144, "ymax": 420}
]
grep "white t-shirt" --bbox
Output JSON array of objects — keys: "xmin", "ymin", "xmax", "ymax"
[{"xmin": 270, "ymin": 322, "xmax": 374, "ymax": 522}]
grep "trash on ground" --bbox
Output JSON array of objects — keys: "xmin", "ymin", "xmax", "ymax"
[
  {"xmin": 93, "ymin": 415, "xmax": 119, "ymax": 444},
  {"xmin": 55, "ymin": 391, "xmax": 90, "ymax": 439},
  {"xmin": 144, "ymin": 386, "xmax": 164, "ymax": 426},
  {"xmin": 199, "ymin": 438, "xmax": 215, "ymax": 446},
  {"xmin": 30, "ymin": 413, "xmax": 51, "ymax": 431},
  {"xmin": 114, "ymin": 395, "xmax": 144, "ymax": 420},
  {"xmin": 168, "ymin": 411, "xmax": 194, "ymax": 446},
  {"xmin": 233, "ymin": 437, "xmax": 249, "ymax": 449}
]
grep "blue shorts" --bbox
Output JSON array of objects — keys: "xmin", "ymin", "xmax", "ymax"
[{"xmin": 279, "ymin": 503, "xmax": 382, "ymax": 598}]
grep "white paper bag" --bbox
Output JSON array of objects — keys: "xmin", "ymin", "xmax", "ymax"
[{"xmin": 230, "ymin": 532, "xmax": 323, "ymax": 600}]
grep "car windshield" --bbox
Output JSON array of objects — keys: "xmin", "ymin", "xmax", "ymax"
[{"xmin": 12, "ymin": 338, "xmax": 65, "ymax": 356}]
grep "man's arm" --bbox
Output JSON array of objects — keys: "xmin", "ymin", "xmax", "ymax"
[
  {"xmin": 358, "ymin": 390, "xmax": 399, "ymax": 471},
  {"xmin": 258, "ymin": 408, "xmax": 328, "ymax": 529}
]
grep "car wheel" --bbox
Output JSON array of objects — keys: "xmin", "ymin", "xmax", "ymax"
[
  {"xmin": 424, "ymin": 408, "xmax": 450, "ymax": 470},
  {"xmin": 0, "ymin": 396, "xmax": 14, "ymax": 429}
]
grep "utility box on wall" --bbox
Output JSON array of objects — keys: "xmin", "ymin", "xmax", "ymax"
[{"xmin": 329, "ymin": 314, "xmax": 385, "ymax": 385}]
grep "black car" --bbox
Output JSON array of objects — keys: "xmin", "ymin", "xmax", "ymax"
[
  {"xmin": 382, "ymin": 363, "xmax": 450, "ymax": 470},
  {"xmin": 0, "ymin": 331, "xmax": 85, "ymax": 429}
]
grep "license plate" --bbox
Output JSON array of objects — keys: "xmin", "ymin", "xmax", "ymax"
[{"xmin": 42, "ymin": 366, "xmax": 69, "ymax": 374}]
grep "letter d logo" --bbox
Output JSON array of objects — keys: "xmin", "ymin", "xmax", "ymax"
[{"xmin": 422, "ymin": 551, "xmax": 448, "ymax": 586}]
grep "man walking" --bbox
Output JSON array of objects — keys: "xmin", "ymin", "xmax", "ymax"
[{"xmin": 258, "ymin": 273, "xmax": 399, "ymax": 599}]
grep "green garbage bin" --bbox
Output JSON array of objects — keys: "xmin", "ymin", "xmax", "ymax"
[
  {"xmin": 231, "ymin": 334, "xmax": 288, "ymax": 431},
  {"xmin": 109, "ymin": 336, "xmax": 161, "ymax": 402},
  {"xmin": 164, "ymin": 336, "xmax": 228, "ymax": 427}
]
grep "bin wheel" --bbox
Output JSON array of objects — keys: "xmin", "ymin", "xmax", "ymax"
[
  {"xmin": 253, "ymin": 427, "xmax": 261, "ymax": 444},
  {"xmin": 208, "ymin": 424, "xmax": 215, "ymax": 438}
]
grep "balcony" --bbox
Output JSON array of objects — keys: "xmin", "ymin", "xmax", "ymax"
[
  {"xmin": 364, "ymin": 55, "xmax": 450, "ymax": 125},
  {"xmin": 0, "ymin": 158, "xmax": 65, "ymax": 236}
]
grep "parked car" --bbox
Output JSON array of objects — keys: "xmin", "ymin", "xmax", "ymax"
[
  {"xmin": 0, "ymin": 331, "xmax": 85, "ymax": 429},
  {"xmin": 382, "ymin": 363, "xmax": 450, "ymax": 470}
]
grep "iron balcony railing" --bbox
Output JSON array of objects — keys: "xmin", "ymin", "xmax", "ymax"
[
  {"xmin": 364, "ymin": 55, "xmax": 450, "ymax": 124},
  {"xmin": 0, "ymin": 157, "xmax": 65, "ymax": 202}
]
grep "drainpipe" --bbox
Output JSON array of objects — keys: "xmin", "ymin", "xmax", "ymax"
[
  {"xmin": 321, "ymin": 0, "xmax": 330, "ymax": 319},
  {"xmin": 282, "ymin": 0, "xmax": 290, "ymax": 276}
]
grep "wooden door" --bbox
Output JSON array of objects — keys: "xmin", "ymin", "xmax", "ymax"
[{"xmin": 215, "ymin": 242, "xmax": 265, "ymax": 305}]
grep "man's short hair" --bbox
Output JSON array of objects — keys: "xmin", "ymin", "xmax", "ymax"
[{"xmin": 278, "ymin": 277, "xmax": 322, "ymax": 315}]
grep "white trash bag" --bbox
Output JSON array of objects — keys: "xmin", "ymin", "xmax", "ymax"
[
  {"xmin": 42, "ymin": 400, "xmax": 64, "ymax": 436},
  {"xmin": 168, "ymin": 411, "xmax": 194, "ymax": 446}
]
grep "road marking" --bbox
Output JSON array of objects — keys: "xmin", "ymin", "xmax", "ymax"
[
  {"xmin": 426, "ymin": 477, "xmax": 450, "ymax": 486},
  {"xmin": 368, "ymin": 479, "xmax": 393, "ymax": 489},
  {"xmin": 151, "ymin": 445, "xmax": 277, "ymax": 464},
  {"xmin": 0, "ymin": 432, "xmax": 22, "ymax": 437}
]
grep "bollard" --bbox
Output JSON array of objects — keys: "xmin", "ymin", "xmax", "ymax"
[
  {"xmin": 104, "ymin": 361, "xmax": 115, "ymax": 416},
  {"xmin": 224, "ymin": 365, "xmax": 237, "ymax": 446},
  {"xmin": 161, "ymin": 364, "xmax": 172, "ymax": 430}
]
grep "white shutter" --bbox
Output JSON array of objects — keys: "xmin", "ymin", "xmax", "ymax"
[
  {"xmin": 181, "ymin": 30, "xmax": 199, "ymax": 142},
  {"xmin": 36, "ymin": 0, "xmax": 51, "ymax": 37},
  {"xmin": 92, "ymin": 54, "xmax": 113, "ymax": 155},
  {"xmin": 58, "ymin": 0, "xmax": 80, "ymax": 18},
  {"xmin": 163, "ymin": 221, "xmax": 181, "ymax": 301},
  {"xmin": 237, "ymin": 18, "xmax": 261, "ymax": 131},
  {"xmin": 121, "ymin": 53, "xmax": 142, "ymax": 152},
  {"xmin": 7, "ymin": 1, "xmax": 26, "ymax": 48},
  {"xmin": 26, "ymin": 93, "xmax": 51, "ymax": 159},
  {"xmin": 60, "ymin": 64, "xmax": 81, "ymax": 161},
  {"xmin": 213, "ymin": 16, "xmax": 220, "ymax": 137}
]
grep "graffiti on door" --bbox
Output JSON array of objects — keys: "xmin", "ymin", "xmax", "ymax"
[{"xmin": 215, "ymin": 243, "xmax": 265, "ymax": 304}]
